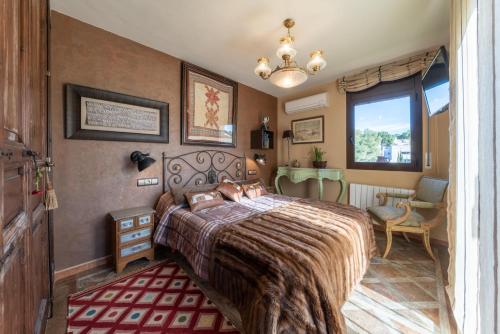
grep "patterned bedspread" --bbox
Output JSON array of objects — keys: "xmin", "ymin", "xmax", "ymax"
[
  {"xmin": 210, "ymin": 199, "xmax": 377, "ymax": 333},
  {"xmin": 154, "ymin": 193, "xmax": 296, "ymax": 280},
  {"xmin": 154, "ymin": 192, "xmax": 376, "ymax": 333}
]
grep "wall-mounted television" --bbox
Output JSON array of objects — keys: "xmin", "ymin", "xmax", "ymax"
[{"xmin": 422, "ymin": 46, "xmax": 449, "ymax": 116}]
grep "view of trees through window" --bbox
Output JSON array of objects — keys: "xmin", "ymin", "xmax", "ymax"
[{"xmin": 354, "ymin": 96, "xmax": 412, "ymax": 163}]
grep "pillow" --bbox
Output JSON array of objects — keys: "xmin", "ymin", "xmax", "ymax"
[
  {"xmin": 172, "ymin": 184, "xmax": 218, "ymax": 205},
  {"xmin": 184, "ymin": 190, "xmax": 225, "ymax": 212},
  {"xmin": 216, "ymin": 181, "xmax": 244, "ymax": 202},
  {"xmin": 242, "ymin": 182, "xmax": 268, "ymax": 199}
]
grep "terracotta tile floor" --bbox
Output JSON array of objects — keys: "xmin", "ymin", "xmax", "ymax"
[
  {"xmin": 343, "ymin": 233, "xmax": 454, "ymax": 334},
  {"xmin": 46, "ymin": 232, "xmax": 455, "ymax": 333}
]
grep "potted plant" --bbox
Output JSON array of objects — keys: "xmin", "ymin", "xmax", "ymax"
[{"xmin": 311, "ymin": 146, "xmax": 327, "ymax": 168}]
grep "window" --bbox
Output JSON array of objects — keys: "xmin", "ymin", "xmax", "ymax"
[{"xmin": 346, "ymin": 74, "xmax": 422, "ymax": 172}]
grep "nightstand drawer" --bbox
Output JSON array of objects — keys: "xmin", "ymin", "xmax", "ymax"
[
  {"xmin": 137, "ymin": 214, "xmax": 152, "ymax": 226},
  {"xmin": 119, "ymin": 218, "xmax": 134, "ymax": 231},
  {"xmin": 120, "ymin": 241, "xmax": 151, "ymax": 257},
  {"xmin": 120, "ymin": 227, "xmax": 151, "ymax": 244},
  {"xmin": 110, "ymin": 206, "xmax": 155, "ymax": 273}
]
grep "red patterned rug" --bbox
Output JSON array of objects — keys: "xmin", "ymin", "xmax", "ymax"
[{"xmin": 66, "ymin": 261, "xmax": 239, "ymax": 333}]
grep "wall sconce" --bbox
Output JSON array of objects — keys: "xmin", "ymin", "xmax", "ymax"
[
  {"xmin": 254, "ymin": 153, "xmax": 267, "ymax": 166},
  {"xmin": 130, "ymin": 151, "xmax": 155, "ymax": 171},
  {"xmin": 282, "ymin": 130, "xmax": 294, "ymax": 165}
]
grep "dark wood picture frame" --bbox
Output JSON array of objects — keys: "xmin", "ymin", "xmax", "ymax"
[
  {"xmin": 181, "ymin": 62, "xmax": 238, "ymax": 147},
  {"xmin": 291, "ymin": 115, "xmax": 325, "ymax": 144},
  {"xmin": 65, "ymin": 84, "xmax": 169, "ymax": 143},
  {"xmin": 346, "ymin": 74, "xmax": 423, "ymax": 172}
]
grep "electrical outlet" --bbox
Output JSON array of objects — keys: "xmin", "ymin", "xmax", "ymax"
[{"xmin": 137, "ymin": 177, "xmax": 159, "ymax": 187}]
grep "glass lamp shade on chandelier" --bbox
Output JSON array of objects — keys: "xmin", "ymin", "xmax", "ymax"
[{"xmin": 254, "ymin": 18, "xmax": 327, "ymax": 88}]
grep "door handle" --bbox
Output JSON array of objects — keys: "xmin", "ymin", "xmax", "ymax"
[
  {"xmin": 349, "ymin": 136, "xmax": 355, "ymax": 145},
  {"xmin": 45, "ymin": 157, "xmax": 55, "ymax": 172}
]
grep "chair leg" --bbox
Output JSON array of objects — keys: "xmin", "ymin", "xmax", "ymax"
[
  {"xmin": 423, "ymin": 230, "xmax": 436, "ymax": 261},
  {"xmin": 383, "ymin": 228, "xmax": 393, "ymax": 258},
  {"xmin": 402, "ymin": 232, "xmax": 411, "ymax": 243}
]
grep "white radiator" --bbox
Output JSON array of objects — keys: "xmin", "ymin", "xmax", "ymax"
[{"xmin": 349, "ymin": 183, "xmax": 415, "ymax": 210}]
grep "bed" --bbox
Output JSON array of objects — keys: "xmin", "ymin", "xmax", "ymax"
[{"xmin": 154, "ymin": 150, "xmax": 377, "ymax": 333}]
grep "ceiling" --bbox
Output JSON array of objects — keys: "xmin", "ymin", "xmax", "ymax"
[{"xmin": 50, "ymin": 0, "xmax": 449, "ymax": 97}]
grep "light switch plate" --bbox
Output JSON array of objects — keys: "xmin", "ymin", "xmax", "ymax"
[
  {"xmin": 137, "ymin": 177, "xmax": 159, "ymax": 187},
  {"xmin": 247, "ymin": 170, "xmax": 257, "ymax": 175}
]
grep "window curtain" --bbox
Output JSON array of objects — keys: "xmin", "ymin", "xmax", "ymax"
[
  {"xmin": 448, "ymin": 0, "xmax": 500, "ymax": 332},
  {"xmin": 447, "ymin": 0, "xmax": 479, "ymax": 331},
  {"xmin": 476, "ymin": 0, "xmax": 500, "ymax": 332},
  {"xmin": 336, "ymin": 49, "xmax": 438, "ymax": 93}
]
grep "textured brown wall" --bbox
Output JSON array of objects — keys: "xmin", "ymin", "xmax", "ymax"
[{"xmin": 51, "ymin": 12, "xmax": 277, "ymax": 270}]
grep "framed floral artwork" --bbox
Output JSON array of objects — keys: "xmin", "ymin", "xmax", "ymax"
[{"xmin": 181, "ymin": 62, "xmax": 238, "ymax": 147}]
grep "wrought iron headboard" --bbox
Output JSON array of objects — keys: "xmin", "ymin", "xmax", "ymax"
[{"xmin": 162, "ymin": 150, "xmax": 246, "ymax": 192}]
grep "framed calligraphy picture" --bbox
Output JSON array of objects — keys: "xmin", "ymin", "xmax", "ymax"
[
  {"xmin": 65, "ymin": 84, "xmax": 169, "ymax": 143},
  {"xmin": 181, "ymin": 62, "xmax": 238, "ymax": 147}
]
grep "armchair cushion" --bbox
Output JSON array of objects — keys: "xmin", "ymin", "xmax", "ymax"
[
  {"xmin": 367, "ymin": 205, "xmax": 424, "ymax": 227},
  {"xmin": 415, "ymin": 177, "xmax": 448, "ymax": 203}
]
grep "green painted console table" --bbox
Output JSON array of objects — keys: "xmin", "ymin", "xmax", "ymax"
[{"xmin": 274, "ymin": 167, "xmax": 347, "ymax": 202}]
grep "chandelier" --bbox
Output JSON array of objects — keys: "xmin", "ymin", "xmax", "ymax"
[{"xmin": 254, "ymin": 18, "xmax": 327, "ymax": 88}]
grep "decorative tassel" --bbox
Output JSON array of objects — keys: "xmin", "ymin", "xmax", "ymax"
[
  {"xmin": 44, "ymin": 170, "xmax": 58, "ymax": 210},
  {"xmin": 32, "ymin": 167, "xmax": 43, "ymax": 196}
]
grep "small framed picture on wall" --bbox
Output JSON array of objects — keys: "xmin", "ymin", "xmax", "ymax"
[{"xmin": 291, "ymin": 116, "xmax": 324, "ymax": 144}]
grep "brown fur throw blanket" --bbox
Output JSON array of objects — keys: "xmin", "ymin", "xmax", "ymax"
[{"xmin": 209, "ymin": 199, "xmax": 377, "ymax": 334}]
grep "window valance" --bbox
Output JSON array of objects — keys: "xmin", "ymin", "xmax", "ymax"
[{"xmin": 336, "ymin": 48, "xmax": 439, "ymax": 93}]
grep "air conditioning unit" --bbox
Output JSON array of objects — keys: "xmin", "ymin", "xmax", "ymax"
[{"xmin": 284, "ymin": 92, "xmax": 329, "ymax": 114}]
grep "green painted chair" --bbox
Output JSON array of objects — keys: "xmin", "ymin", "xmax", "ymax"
[{"xmin": 367, "ymin": 176, "xmax": 448, "ymax": 260}]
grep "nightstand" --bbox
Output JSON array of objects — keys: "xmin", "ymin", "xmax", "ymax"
[{"xmin": 109, "ymin": 206, "xmax": 155, "ymax": 273}]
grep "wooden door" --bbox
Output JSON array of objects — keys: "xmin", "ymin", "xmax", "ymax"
[{"xmin": 0, "ymin": 0, "xmax": 50, "ymax": 333}]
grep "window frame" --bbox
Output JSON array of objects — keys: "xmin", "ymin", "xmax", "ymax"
[{"xmin": 346, "ymin": 74, "xmax": 423, "ymax": 172}]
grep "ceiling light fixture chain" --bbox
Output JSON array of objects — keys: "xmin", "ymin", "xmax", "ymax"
[{"xmin": 254, "ymin": 18, "xmax": 327, "ymax": 89}]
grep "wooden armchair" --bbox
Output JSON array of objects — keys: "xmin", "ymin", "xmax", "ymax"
[{"xmin": 367, "ymin": 177, "xmax": 448, "ymax": 260}]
